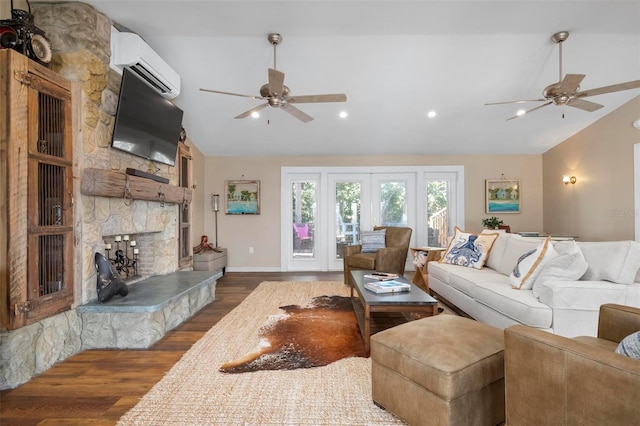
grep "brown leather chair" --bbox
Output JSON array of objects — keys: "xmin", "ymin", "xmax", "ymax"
[
  {"xmin": 343, "ymin": 226, "xmax": 412, "ymax": 285},
  {"xmin": 505, "ymin": 304, "xmax": 640, "ymax": 425}
]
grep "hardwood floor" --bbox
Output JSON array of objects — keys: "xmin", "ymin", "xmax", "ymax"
[{"xmin": 0, "ymin": 272, "xmax": 344, "ymax": 425}]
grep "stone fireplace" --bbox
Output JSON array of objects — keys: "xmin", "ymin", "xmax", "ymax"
[{"xmin": 0, "ymin": 2, "xmax": 194, "ymax": 390}]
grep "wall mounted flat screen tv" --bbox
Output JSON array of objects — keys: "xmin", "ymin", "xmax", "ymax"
[{"xmin": 111, "ymin": 68, "xmax": 184, "ymax": 166}]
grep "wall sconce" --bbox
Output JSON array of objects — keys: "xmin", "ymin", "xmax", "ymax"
[{"xmin": 563, "ymin": 175, "xmax": 577, "ymax": 185}]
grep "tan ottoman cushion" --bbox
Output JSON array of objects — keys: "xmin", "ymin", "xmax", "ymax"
[{"xmin": 371, "ymin": 315, "xmax": 505, "ymax": 426}]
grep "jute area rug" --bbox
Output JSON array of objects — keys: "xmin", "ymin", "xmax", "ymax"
[{"xmin": 118, "ymin": 281, "xmax": 407, "ymax": 425}]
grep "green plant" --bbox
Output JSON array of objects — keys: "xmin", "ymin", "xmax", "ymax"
[{"xmin": 482, "ymin": 216, "xmax": 503, "ymax": 229}]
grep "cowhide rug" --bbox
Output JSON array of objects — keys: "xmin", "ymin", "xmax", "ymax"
[{"xmin": 220, "ymin": 295, "xmax": 366, "ymax": 373}]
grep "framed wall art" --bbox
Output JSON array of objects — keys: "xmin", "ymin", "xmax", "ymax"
[
  {"xmin": 486, "ymin": 179, "xmax": 520, "ymax": 213},
  {"xmin": 225, "ymin": 180, "xmax": 260, "ymax": 215}
]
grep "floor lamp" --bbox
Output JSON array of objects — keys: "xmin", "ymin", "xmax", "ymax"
[{"xmin": 211, "ymin": 194, "xmax": 220, "ymax": 247}]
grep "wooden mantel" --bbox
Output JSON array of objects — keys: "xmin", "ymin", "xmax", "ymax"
[{"xmin": 81, "ymin": 168, "xmax": 192, "ymax": 205}]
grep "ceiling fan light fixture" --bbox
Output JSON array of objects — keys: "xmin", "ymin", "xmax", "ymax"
[
  {"xmin": 486, "ymin": 30, "xmax": 639, "ymax": 121},
  {"xmin": 200, "ymin": 32, "xmax": 347, "ymax": 123}
]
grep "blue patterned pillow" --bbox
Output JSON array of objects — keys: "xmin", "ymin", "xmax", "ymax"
[
  {"xmin": 360, "ymin": 229, "xmax": 386, "ymax": 253},
  {"xmin": 616, "ymin": 331, "xmax": 640, "ymax": 359},
  {"xmin": 440, "ymin": 227, "xmax": 498, "ymax": 269}
]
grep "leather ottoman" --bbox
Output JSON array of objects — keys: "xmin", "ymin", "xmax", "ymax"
[{"xmin": 371, "ymin": 315, "xmax": 505, "ymax": 426}]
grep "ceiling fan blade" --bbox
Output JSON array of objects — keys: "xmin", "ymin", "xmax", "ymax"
[
  {"xmin": 234, "ymin": 103, "xmax": 268, "ymax": 119},
  {"xmin": 566, "ymin": 97, "xmax": 604, "ymax": 112},
  {"xmin": 485, "ymin": 98, "xmax": 547, "ymax": 106},
  {"xmin": 200, "ymin": 88, "xmax": 263, "ymax": 100},
  {"xmin": 288, "ymin": 94, "xmax": 347, "ymax": 103},
  {"xmin": 557, "ymin": 74, "xmax": 585, "ymax": 94},
  {"xmin": 576, "ymin": 80, "xmax": 640, "ymax": 98},
  {"xmin": 268, "ymin": 68, "xmax": 285, "ymax": 98},
  {"xmin": 506, "ymin": 101, "xmax": 553, "ymax": 120},
  {"xmin": 281, "ymin": 103, "xmax": 314, "ymax": 122}
]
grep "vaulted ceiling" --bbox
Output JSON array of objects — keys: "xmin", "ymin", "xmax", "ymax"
[{"xmin": 56, "ymin": 1, "xmax": 640, "ymax": 156}]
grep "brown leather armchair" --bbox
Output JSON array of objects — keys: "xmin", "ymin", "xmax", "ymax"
[
  {"xmin": 505, "ymin": 304, "xmax": 640, "ymax": 425},
  {"xmin": 343, "ymin": 226, "xmax": 412, "ymax": 285}
]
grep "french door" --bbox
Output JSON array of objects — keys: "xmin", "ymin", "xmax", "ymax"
[{"xmin": 282, "ymin": 166, "xmax": 464, "ymax": 271}]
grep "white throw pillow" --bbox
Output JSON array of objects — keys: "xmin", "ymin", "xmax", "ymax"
[
  {"xmin": 497, "ymin": 236, "xmax": 547, "ymax": 276},
  {"xmin": 481, "ymin": 229, "xmax": 509, "ymax": 271},
  {"xmin": 531, "ymin": 251, "xmax": 589, "ymax": 299},
  {"xmin": 509, "ymin": 238, "xmax": 557, "ymax": 290}
]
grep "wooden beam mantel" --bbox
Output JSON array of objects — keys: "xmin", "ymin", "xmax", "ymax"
[{"xmin": 81, "ymin": 168, "xmax": 192, "ymax": 205}]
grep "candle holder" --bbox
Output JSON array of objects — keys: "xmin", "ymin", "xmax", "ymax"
[{"xmin": 104, "ymin": 236, "xmax": 140, "ymax": 280}]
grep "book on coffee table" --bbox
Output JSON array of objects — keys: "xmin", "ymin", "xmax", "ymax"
[
  {"xmin": 364, "ymin": 280, "xmax": 411, "ymax": 294},
  {"xmin": 363, "ymin": 272, "xmax": 399, "ymax": 281}
]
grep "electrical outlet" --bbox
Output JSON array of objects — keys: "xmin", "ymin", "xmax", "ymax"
[{"xmin": 249, "ymin": 247, "xmax": 254, "ymax": 254}]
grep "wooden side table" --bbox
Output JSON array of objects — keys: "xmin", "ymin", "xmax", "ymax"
[{"xmin": 409, "ymin": 247, "xmax": 446, "ymax": 294}]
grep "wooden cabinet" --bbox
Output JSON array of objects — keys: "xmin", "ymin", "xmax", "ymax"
[{"xmin": 1, "ymin": 49, "xmax": 74, "ymax": 330}]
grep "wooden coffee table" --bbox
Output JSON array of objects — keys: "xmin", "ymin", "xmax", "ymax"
[{"xmin": 349, "ymin": 270, "xmax": 439, "ymax": 354}]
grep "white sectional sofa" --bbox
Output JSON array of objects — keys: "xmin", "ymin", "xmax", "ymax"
[{"xmin": 428, "ymin": 230, "xmax": 640, "ymax": 337}]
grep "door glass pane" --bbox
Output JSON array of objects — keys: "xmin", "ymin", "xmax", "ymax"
[
  {"xmin": 427, "ymin": 180, "xmax": 449, "ymax": 247},
  {"xmin": 292, "ymin": 181, "xmax": 316, "ymax": 258},
  {"xmin": 335, "ymin": 182, "xmax": 361, "ymax": 259},
  {"xmin": 379, "ymin": 181, "xmax": 406, "ymax": 226}
]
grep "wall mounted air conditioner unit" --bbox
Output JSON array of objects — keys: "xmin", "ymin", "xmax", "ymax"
[{"xmin": 110, "ymin": 28, "xmax": 181, "ymax": 99}]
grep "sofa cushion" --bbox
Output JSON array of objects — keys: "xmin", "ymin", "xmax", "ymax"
[
  {"xmin": 509, "ymin": 238, "xmax": 557, "ymax": 290},
  {"xmin": 616, "ymin": 331, "xmax": 640, "ymax": 359},
  {"xmin": 578, "ymin": 241, "xmax": 640, "ymax": 285},
  {"xmin": 447, "ymin": 266, "xmax": 510, "ymax": 297},
  {"xmin": 532, "ymin": 242, "xmax": 589, "ymax": 299},
  {"xmin": 482, "ymin": 229, "xmax": 510, "ymax": 271},
  {"xmin": 361, "ymin": 229, "xmax": 386, "ymax": 253},
  {"xmin": 471, "ymin": 282, "xmax": 553, "ymax": 328},
  {"xmin": 428, "ymin": 261, "xmax": 452, "ymax": 285},
  {"xmin": 440, "ymin": 227, "xmax": 498, "ymax": 269}
]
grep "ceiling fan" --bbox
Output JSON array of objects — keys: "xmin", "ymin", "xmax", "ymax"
[
  {"xmin": 486, "ymin": 31, "xmax": 640, "ymax": 120},
  {"xmin": 200, "ymin": 33, "xmax": 347, "ymax": 123}
]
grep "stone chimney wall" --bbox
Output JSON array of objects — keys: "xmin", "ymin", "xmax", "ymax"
[
  {"xmin": 34, "ymin": 2, "xmax": 180, "ymax": 305},
  {"xmin": 0, "ymin": 2, "xmax": 185, "ymax": 390}
]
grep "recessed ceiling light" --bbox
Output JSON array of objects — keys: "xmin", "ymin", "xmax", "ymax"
[
  {"xmin": 516, "ymin": 109, "xmax": 526, "ymax": 117},
  {"xmin": 427, "ymin": 111, "xmax": 437, "ymax": 118},
  {"xmin": 339, "ymin": 111, "xmax": 348, "ymax": 119},
  {"xmin": 251, "ymin": 112, "xmax": 260, "ymax": 118}
]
